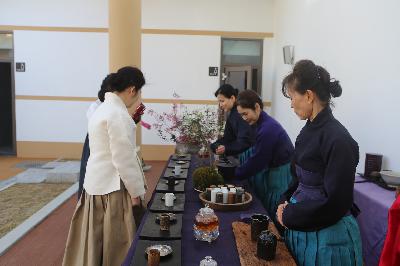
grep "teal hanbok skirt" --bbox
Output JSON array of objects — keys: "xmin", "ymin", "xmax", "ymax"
[
  {"xmin": 285, "ymin": 198, "xmax": 363, "ymax": 266},
  {"xmin": 239, "ymin": 148, "xmax": 292, "ymax": 220}
]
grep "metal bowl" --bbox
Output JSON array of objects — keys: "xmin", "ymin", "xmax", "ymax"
[
  {"xmin": 145, "ymin": 244, "xmax": 173, "ymax": 257},
  {"xmin": 380, "ymin": 170, "xmax": 400, "ymax": 186}
]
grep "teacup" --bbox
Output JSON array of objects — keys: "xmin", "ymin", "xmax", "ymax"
[
  {"xmin": 251, "ymin": 214, "xmax": 270, "ymax": 241},
  {"xmin": 173, "ymin": 165, "xmax": 182, "ymax": 176}
]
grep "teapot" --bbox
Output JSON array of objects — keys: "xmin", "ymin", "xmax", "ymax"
[{"xmin": 193, "ymin": 204, "xmax": 219, "ymax": 242}]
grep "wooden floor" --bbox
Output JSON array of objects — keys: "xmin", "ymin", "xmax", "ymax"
[
  {"xmin": 0, "ymin": 160, "xmax": 166, "ymax": 266},
  {"xmin": 0, "ymin": 156, "xmax": 54, "ymax": 181}
]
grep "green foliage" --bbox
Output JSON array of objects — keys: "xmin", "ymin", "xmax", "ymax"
[{"xmin": 192, "ymin": 166, "xmax": 224, "ymax": 191}]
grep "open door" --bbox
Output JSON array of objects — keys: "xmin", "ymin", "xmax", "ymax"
[
  {"xmin": 0, "ymin": 61, "xmax": 15, "ymax": 155},
  {"xmin": 221, "ymin": 65, "xmax": 252, "ymax": 91}
]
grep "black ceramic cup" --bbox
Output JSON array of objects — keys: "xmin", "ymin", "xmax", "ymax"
[
  {"xmin": 167, "ymin": 176, "xmax": 175, "ymax": 188},
  {"xmin": 216, "ymin": 156, "xmax": 239, "ymax": 180},
  {"xmin": 251, "ymin": 214, "xmax": 270, "ymax": 241},
  {"xmin": 257, "ymin": 230, "xmax": 277, "ymax": 261}
]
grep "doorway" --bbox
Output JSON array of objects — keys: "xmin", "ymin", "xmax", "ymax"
[
  {"xmin": 0, "ymin": 32, "xmax": 16, "ymax": 155},
  {"xmin": 220, "ymin": 38, "xmax": 263, "ymax": 95},
  {"xmin": 221, "ymin": 65, "xmax": 252, "ymax": 91},
  {"xmin": 0, "ymin": 62, "xmax": 15, "ymax": 155}
]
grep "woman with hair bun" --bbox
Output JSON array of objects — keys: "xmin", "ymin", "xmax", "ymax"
[
  {"xmin": 234, "ymin": 89, "xmax": 294, "ymax": 223},
  {"xmin": 77, "ymin": 74, "xmax": 112, "ymax": 199},
  {"xmin": 63, "ymin": 66, "xmax": 147, "ymax": 266},
  {"xmin": 277, "ymin": 59, "xmax": 362, "ymax": 265},
  {"xmin": 78, "ymin": 74, "xmax": 147, "ymax": 199},
  {"xmin": 210, "ymin": 84, "xmax": 256, "ymax": 157}
]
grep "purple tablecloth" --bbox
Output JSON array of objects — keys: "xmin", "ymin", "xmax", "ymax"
[
  {"xmin": 354, "ymin": 175, "xmax": 397, "ymax": 266},
  {"xmin": 123, "ymin": 156, "xmax": 267, "ymax": 266},
  {"xmin": 122, "ymin": 165, "xmax": 169, "ymax": 266},
  {"xmin": 181, "ymin": 158, "xmax": 266, "ymax": 266}
]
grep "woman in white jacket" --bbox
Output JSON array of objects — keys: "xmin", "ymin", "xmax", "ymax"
[{"xmin": 63, "ymin": 66, "xmax": 147, "ymax": 266}]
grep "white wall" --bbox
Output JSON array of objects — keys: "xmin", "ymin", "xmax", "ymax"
[
  {"xmin": 0, "ymin": 0, "xmax": 107, "ymax": 28},
  {"xmin": 14, "ymin": 31, "xmax": 108, "ymax": 97},
  {"xmin": 141, "ymin": 0, "xmax": 275, "ymax": 145},
  {"xmin": 16, "ymin": 100, "xmax": 91, "ymax": 142},
  {"xmin": 142, "ymin": 0, "xmax": 274, "ymax": 32},
  {"xmin": 0, "ymin": 0, "xmax": 109, "ymax": 147},
  {"xmin": 13, "ymin": 30, "xmax": 108, "ymax": 143},
  {"xmin": 270, "ymin": 0, "xmax": 400, "ymax": 172},
  {"xmin": 141, "ymin": 34, "xmax": 221, "ymax": 100},
  {"xmin": 262, "ymin": 39, "xmax": 276, "ymax": 101}
]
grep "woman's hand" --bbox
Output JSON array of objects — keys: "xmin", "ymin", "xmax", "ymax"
[
  {"xmin": 276, "ymin": 201, "xmax": 288, "ymax": 228},
  {"xmin": 131, "ymin": 196, "xmax": 142, "ymax": 207},
  {"xmin": 216, "ymin": 145, "xmax": 226, "ymax": 155}
]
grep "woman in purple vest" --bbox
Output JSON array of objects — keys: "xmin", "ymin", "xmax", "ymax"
[{"xmin": 235, "ymin": 90, "xmax": 294, "ymax": 221}]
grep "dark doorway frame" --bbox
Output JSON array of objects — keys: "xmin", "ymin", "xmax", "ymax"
[
  {"xmin": 220, "ymin": 38, "xmax": 264, "ymax": 95},
  {"xmin": 0, "ymin": 31, "xmax": 16, "ymax": 155}
]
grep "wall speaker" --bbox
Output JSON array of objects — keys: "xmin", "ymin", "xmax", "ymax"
[{"xmin": 283, "ymin": 45, "xmax": 294, "ymax": 65}]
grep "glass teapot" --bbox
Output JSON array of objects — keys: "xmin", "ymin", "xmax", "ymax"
[
  {"xmin": 200, "ymin": 256, "xmax": 218, "ymax": 266},
  {"xmin": 193, "ymin": 204, "xmax": 219, "ymax": 242}
]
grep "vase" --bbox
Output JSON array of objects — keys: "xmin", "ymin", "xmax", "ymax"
[
  {"xmin": 257, "ymin": 230, "xmax": 277, "ymax": 261},
  {"xmin": 175, "ymin": 142, "xmax": 201, "ymax": 155}
]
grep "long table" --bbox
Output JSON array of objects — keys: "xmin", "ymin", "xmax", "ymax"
[
  {"xmin": 123, "ymin": 158, "xmax": 398, "ymax": 266},
  {"xmin": 354, "ymin": 175, "xmax": 397, "ymax": 266},
  {"xmin": 123, "ymin": 156, "xmax": 268, "ymax": 266}
]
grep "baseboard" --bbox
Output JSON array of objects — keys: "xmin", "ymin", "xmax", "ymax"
[
  {"xmin": 16, "ymin": 141, "xmax": 176, "ymax": 161},
  {"xmin": 17, "ymin": 141, "xmax": 83, "ymax": 159},
  {"xmin": 141, "ymin": 144, "xmax": 176, "ymax": 161}
]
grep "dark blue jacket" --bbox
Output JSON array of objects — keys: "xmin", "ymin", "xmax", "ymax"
[
  {"xmin": 211, "ymin": 106, "xmax": 256, "ymax": 156},
  {"xmin": 280, "ymin": 107, "xmax": 359, "ymax": 231}
]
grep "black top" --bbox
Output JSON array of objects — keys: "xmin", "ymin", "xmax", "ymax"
[
  {"xmin": 211, "ymin": 105, "xmax": 256, "ymax": 156},
  {"xmin": 78, "ymin": 134, "xmax": 90, "ymax": 199},
  {"xmin": 280, "ymin": 107, "xmax": 359, "ymax": 231}
]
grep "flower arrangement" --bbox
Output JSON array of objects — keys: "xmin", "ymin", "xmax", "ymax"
[{"xmin": 147, "ymin": 93, "xmax": 223, "ymax": 149}]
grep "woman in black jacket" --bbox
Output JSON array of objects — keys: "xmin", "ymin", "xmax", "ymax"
[
  {"xmin": 210, "ymin": 84, "xmax": 256, "ymax": 157},
  {"xmin": 277, "ymin": 60, "xmax": 362, "ymax": 266}
]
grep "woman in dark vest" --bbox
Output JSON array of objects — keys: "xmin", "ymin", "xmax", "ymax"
[
  {"xmin": 277, "ymin": 59, "xmax": 362, "ymax": 265},
  {"xmin": 210, "ymin": 84, "xmax": 256, "ymax": 158}
]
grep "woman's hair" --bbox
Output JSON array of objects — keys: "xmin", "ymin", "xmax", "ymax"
[
  {"xmin": 281, "ymin": 59, "xmax": 342, "ymax": 105},
  {"xmin": 108, "ymin": 66, "xmax": 145, "ymax": 93},
  {"xmin": 237, "ymin": 90, "xmax": 263, "ymax": 110},
  {"xmin": 98, "ymin": 74, "xmax": 112, "ymax": 102},
  {"xmin": 214, "ymin": 84, "xmax": 239, "ymax": 99},
  {"xmin": 98, "ymin": 66, "xmax": 145, "ymax": 102}
]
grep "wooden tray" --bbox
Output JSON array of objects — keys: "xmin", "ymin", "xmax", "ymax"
[
  {"xmin": 199, "ymin": 191, "xmax": 252, "ymax": 211},
  {"xmin": 167, "ymin": 161, "xmax": 190, "ymax": 169},
  {"xmin": 155, "ymin": 179, "xmax": 186, "ymax": 193},
  {"xmin": 149, "ymin": 193, "xmax": 185, "ymax": 213},
  {"xmin": 129, "ymin": 240, "xmax": 181, "ymax": 266},
  {"xmin": 163, "ymin": 168, "xmax": 188, "ymax": 180},
  {"xmin": 232, "ymin": 222, "xmax": 296, "ymax": 266},
  {"xmin": 139, "ymin": 213, "xmax": 182, "ymax": 240},
  {"xmin": 171, "ymin": 154, "xmax": 191, "ymax": 161}
]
